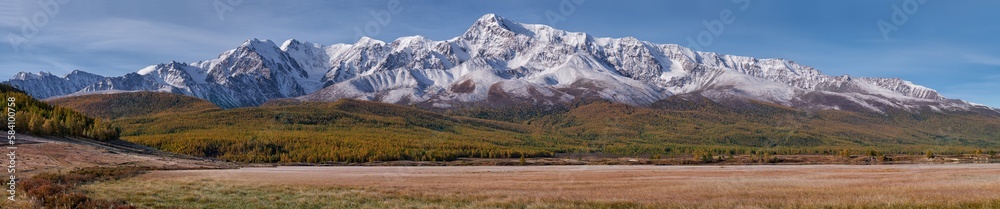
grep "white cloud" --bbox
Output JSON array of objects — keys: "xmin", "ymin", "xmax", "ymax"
[{"xmin": 0, "ymin": 0, "xmax": 27, "ymax": 28}]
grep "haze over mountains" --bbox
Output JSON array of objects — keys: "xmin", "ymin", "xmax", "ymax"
[{"xmin": 5, "ymin": 14, "xmax": 995, "ymax": 114}]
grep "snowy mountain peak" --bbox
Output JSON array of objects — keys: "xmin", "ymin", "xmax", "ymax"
[
  {"xmin": 13, "ymin": 71, "xmax": 100, "ymax": 81},
  {"xmin": 167, "ymin": 60, "xmax": 185, "ymax": 66},
  {"xmin": 474, "ymin": 13, "xmax": 504, "ymax": 26},
  {"xmin": 242, "ymin": 38, "xmax": 270, "ymax": 45},
  {"xmin": 67, "ymin": 70, "xmax": 93, "ymax": 76},
  {"xmin": 280, "ymin": 39, "xmax": 300, "ymax": 50},
  {"xmin": 356, "ymin": 36, "xmax": 386, "ymax": 46},
  {"xmin": 464, "ymin": 13, "xmax": 538, "ymax": 38},
  {"xmin": 239, "ymin": 38, "xmax": 280, "ymax": 52},
  {"xmin": 12, "ymin": 71, "xmax": 43, "ymax": 80},
  {"xmin": 393, "ymin": 35, "xmax": 429, "ymax": 44},
  {"xmin": 6, "ymin": 70, "xmax": 106, "ymax": 99},
  {"xmin": 4, "ymin": 14, "xmax": 992, "ymax": 113},
  {"xmin": 136, "ymin": 65, "xmax": 158, "ymax": 75},
  {"xmin": 390, "ymin": 35, "xmax": 433, "ymax": 52},
  {"xmin": 471, "ymin": 13, "xmax": 538, "ymax": 33},
  {"xmin": 279, "ymin": 39, "xmax": 321, "ymax": 51}
]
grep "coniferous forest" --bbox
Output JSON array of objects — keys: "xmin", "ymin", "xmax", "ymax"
[
  {"xmin": 38, "ymin": 90, "xmax": 1000, "ymax": 164},
  {"xmin": 1, "ymin": 84, "xmax": 119, "ymax": 141}
]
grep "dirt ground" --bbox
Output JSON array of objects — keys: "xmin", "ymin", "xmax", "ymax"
[
  {"xmin": 4, "ymin": 135, "xmax": 234, "ymax": 177},
  {"xmin": 142, "ymin": 164, "xmax": 1000, "ymax": 207},
  {"xmin": 9, "ymin": 134, "xmax": 1000, "ymax": 207}
]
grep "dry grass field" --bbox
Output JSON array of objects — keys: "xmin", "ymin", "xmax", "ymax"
[
  {"xmin": 80, "ymin": 164, "xmax": 1000, "ymax": 208},
  {"xmin": 7, "ymin": 135, "xmax": 232, "ymax": 176}
]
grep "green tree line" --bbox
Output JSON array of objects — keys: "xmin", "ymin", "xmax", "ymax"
[{"xmin": 1, "ymin": 84, "xmax": 120, "ymax": 140}]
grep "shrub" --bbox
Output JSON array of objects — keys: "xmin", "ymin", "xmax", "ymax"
[
  {"xmin": 17, "ymin": 167, "xmax": 146, "ymax": 208},
  {"xmin": 693, "ymin": 150, "xmax": 714, "ymax": 163},
  {"xmin": 867, "ymin": 149, "xmax": 880, "ymax": 157}
]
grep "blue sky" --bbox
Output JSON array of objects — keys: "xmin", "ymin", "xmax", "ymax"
[{"xmin": 1, "ymin": 0, "xmax": 998, "ymax": 107}]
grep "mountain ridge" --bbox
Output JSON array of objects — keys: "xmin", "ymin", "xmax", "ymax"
[{"xmin": 5, "ymin": 14, "xmax": 995, "ymax": 113}]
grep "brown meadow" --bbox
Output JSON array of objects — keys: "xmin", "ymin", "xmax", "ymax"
[{"xmin": 81, "ymin": 164, "xmax": 1000, "ymax": 208}]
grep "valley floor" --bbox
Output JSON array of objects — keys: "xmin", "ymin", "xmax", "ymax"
[
  {"xmin": 81, "ymin": 164, "xmax": 1000, "ymax": 208},
  {"xmin": 7, "ymin": 135, "xmax": 234, "ymax": 177}
]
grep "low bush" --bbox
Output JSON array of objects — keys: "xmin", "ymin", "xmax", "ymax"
[{"xmin": 18, "ymin": 166, "xmax": 147, "ymax": 208}]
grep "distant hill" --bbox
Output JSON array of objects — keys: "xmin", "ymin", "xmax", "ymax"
[
  {"xmin": 58, "ymin": 91, "xmax": 1000, "ymax": 164},
  {"xmin": 0, "ymin": 84, "xmax": 119, "ymax": 140},
  {"xmin": 114, "ymin": 98, "xmax": 550, "ymax": 163},
  {"xmin": 47, "ymin": 92, "xmax": 220, "ymax": 119}
]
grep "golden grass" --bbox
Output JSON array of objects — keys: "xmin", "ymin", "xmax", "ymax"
[
  {"xmin": 0, "ymin": 200, "xmax": 39, "ymax": 209},
  {"xmin": 79, "ymin": 164, "xmax": 1000, "ymax": 208},
  {"xmin": 81, "ymin": 177, "xmax": 642, "ymax": 208}
]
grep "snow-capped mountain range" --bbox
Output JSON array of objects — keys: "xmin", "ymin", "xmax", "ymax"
[{"xmin": 5, "ymin": 14, "xmax": 994, "ymax": 113}]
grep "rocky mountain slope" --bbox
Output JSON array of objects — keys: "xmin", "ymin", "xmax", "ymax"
[
  {"xmin": 5, "ymin": 14, "xmax": 994, "ymax": 113},
  {"xmin": 7, "ymin": 70, "xmax": 105, "ymax": 99}
]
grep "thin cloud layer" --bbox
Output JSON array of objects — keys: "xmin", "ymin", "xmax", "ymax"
[{"xmin": 1, "ymin": 0, "xmax": 997, "ymax": 106}]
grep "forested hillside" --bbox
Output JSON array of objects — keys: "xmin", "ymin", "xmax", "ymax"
[
  {"xmin": 50, "ymin": 92, "xmax": 1000, "ymax": 163},
  {"xmin": 47, "ymin": 92, "xmax": 220, "ymax": 119},
  {"xmin": 0, "ymin": 84, "xmax": 119, "ymax": 140}
]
